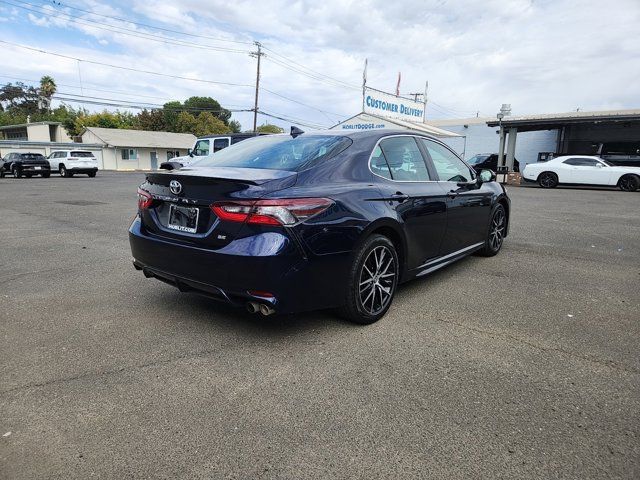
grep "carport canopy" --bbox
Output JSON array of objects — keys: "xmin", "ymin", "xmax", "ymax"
[{"xmin": 486, "ymin": 109, "xmax": 640, "ymax": 170}]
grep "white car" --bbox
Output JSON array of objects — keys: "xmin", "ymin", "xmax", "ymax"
[
  {"xmin": 47, "ymin": 150, "xmax": 98, "ymax": 177},
  {"xmin": 522, "ymin": 155, "xmax": 640, "ymax": 192}
]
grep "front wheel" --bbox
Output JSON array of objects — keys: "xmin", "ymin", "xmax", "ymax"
[
  {"xmin": 619, "ymin": 174, "xmax": 639, "ymax": 192},
  {"xmin": 60, "ymin": 165, "xmax": 72, "ymax": 177},
  {"xmin": 12, "ymin": 166, "xmax": 22, "ymax": 178},
  {"xmin": 478, "ymin": 205, "xmax": 506, "ymax": 257},
  {"xmin": 538, "ymin": 171, "xmax": 558, "ymax": 188},
  {"xmin": 338, "ymin": 234, "xmax": 399, "ymax": 324}
]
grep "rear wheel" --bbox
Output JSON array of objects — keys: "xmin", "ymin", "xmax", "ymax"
[
  {"xmin": 538, "ymin": 171, "xmax": 558, "ymax": 188},
  {"xmin": 25, "ymin": 173, "xmax": 32, "ymax": 178},
  {"xmin": 619, "ymin": 174, "xmax": 639, "ymax": 192},
  {"xmin": 42, "ymin": 172, "xmax": 50, "ymax": 178},
  {"xmin": 478, "ymin": 204, "xmax": 506, "ymax": 257},
  {"xmin": 60, "ymin": 165, "xmax": 72, "ymax": 177},
  {"xmin": 338, "ymin": 234, "xmax": 399, "ymax": 324},
  {"xmin": 87, "ymin": 171, "xmax": 96, "ymax": 178},
  {"xmin": 12, "ymin": 166, "xmax": 22, "ymax": 178}
]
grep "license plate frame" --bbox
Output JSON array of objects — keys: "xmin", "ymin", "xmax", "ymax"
[{"xmin": 167, "ymin": 204, "xmax": 199, "ymax": 234}]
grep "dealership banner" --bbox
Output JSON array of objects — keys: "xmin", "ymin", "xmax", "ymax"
[{"xmin": 363, "ymin": 87, "xmax": 425, "ymax": 123}]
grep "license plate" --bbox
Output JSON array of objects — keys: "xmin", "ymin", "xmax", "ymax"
[
  {"xmin": 168, "ymin": 204, "xmax": 199, "ymax": 233},
  {"xmin": 34, "ymin": 166, "xmax": 41, "ymax": 170}
]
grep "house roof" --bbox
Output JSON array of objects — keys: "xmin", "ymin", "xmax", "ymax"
[
  {"xmin": 0, "ymin": 121, "xmax": 62, "ymax": 130},
  {"xmin": 82, "ymin": 127, "xmax": 196, "ymax": 149},
  {"xmin": 331, "ymin": 112, "xmax": 461, "ymax": 137}
]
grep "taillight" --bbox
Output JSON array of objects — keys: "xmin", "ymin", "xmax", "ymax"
[
  {"xmin": 211, "ymin": 198, "xmax": 333, "ymax": 226},
  {"xmin": 137, "ymin": 188, "xmax": 153, "ymax": 210}
]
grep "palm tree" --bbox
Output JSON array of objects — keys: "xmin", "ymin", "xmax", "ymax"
[{"xmin": 39, "ymin": 75, "xmax": 56, "ymax": 111}]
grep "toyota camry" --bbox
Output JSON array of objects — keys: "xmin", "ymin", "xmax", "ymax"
[{"xmin": 129, "ymin": 129, "xmax": 510, "ymax": 324}]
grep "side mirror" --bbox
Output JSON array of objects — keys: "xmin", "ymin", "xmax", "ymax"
[{"xmin": 479, "ymin": 169, "xmax": 495, "ymax": 183}]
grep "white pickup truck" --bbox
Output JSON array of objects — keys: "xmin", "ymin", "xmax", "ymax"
[{"xmin": 168, "ymin": 133, "xmax": 262, "ymax": 168}]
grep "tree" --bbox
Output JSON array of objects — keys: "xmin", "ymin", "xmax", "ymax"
[
  {"xmin": 228, "ymin": 119, "xmax": 242, "ymax": 133},
  {"xmin": 73, "ymin": 110, "xmax": 135, "ymax": 135},
  {"xmin": 134, "ymin": 109, "xmax": 167, "ymax": 131},
  {"xmin": 257, "ymin": 123, "xmax": 284, "ymax": 134},
  {"xmin": 0, "ymin": 82, "xmax": 39, "ymax": 116},
  {"xmin": 38, "ymin": 76, "xmax": 57, "ymax": 111},
  {"xmin": 162, "ymin": 101, "xmax": 183, "ymax": 131},
  {"xmin": 175, "ymin": 111, "xmax": 231, "ymax": 136},
  {"xmin": 183, "ymin": 96, "xmax": 231, "ymax": 125}
]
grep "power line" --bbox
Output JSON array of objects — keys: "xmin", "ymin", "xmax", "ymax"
[
  {"xmin": 261, "ymin": 87, "xmax": 345, "ymax": 120},
  {"xmin": 257, "ymin": 110, "xmax": 327, "ymax": 129},
  {"xmin": 0, "ymin": 40, "xmax": 255, "ymax": 88},
  {"xmin": 1, "ymin": 0, "xmax": 250, "ymax": 54},
  {"xmin": 50, "ymin": 0, "xmax": 254, "ymax": 46}
]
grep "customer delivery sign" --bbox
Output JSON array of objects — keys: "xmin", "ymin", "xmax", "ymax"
[{"xmin": 363, "ymin": 87, "xmax": 425, "ymax": 123}]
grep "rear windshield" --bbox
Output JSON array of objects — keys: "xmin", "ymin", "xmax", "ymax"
[
  {"xmin": 193, "ymin": 135, "xmax": 352, "ymax": 172},
  {"xmin": 71, "ymin": 151, "xmax": 95, "ymax": 157},
  {"xmin": 21, "ymin": 154, "xmax": 45, "ymax": 160}
]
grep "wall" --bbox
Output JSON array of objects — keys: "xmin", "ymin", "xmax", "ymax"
[
  {"xmin": 26, "ymin": 124, "xmax": 51, "ymax": 142},
  {"xmin": 437, "ymin": 123, "xmax": 558, "ymax": 169}
]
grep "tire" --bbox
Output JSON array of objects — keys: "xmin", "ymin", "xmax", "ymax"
[
  {"xmin": 12, "ymin": 166, "xmax": 22, "ymax": 178},
  {"xmin": 25, "ymin": 173, "xmax": 32, "ymax": 178},
  {"xmin": 42, "ymin": 172, "xmax": 50, "ymax": 178},
  {"xmin": 60, "ymin": 165, "xmax": 72, "ymax": 178},
  {"xmin": 478, "ymin": 204, "xmax": 507, "ymax": 257},
  {"xmin": 618, "ymin": 174, "xmax": 639, "ymax": 192},
  {"xmin": 337, "ymin": 234, "xmax": 399, "ymax": 324},
  {"xmin": 87, "ymin": 171, "xmax": 96, "ymax": 178},
  {"xmin": 537, "ymin": 171, "xmax": 558, "ymax": 188},
  {"xmin": 0, "ymin": 170, "xmax": 4, "ymax": 178}
]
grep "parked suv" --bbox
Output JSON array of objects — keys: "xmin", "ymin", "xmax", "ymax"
[
  {"xmin": 0, "ymin": 152, "xmax": 51, "ymax": 178},
  {"xmin": 466, "ymin": 153, "xmax": 520, "ymax": 173},
  {"xmin": 165, "ymin": 133, "xmax": 264, "ymax": 169},
  {"xmin": 47, "ymin": 150, "xmax": 98, "ymax": 177}
]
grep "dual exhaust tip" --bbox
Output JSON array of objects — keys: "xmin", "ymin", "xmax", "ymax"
[{"xmin": 246, "ymin": 302, "xmax": 275, "ymax": 316}]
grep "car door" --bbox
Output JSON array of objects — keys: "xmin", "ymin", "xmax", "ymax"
[
  {"xmin": 563, "ymin": 157, "xmax": 611, "ymax": 185},
  {"xmin": 420, "ymin": 139, "xmax": 493, "ymax": 255},
  {"xmin": 372, "ymin": 136, "xmax": 447, "ymax": 269}
]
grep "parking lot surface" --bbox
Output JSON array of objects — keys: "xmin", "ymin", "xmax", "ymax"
[{"xmin": 1, "ymin": 172, "xmax": 639, "ymax": 479}]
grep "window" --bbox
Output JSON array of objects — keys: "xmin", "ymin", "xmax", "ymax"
[
  {"xmin": 421, "ymin": 139, "xmax": 472, "ymax": 182},
  {"xmin": 121, "ymin": 149, "xmax": 138, "ymax": 160},
  {"xmin": 193, "ymin": 140, "xmax": 210, "ymax": 156},
  {"xmin": 167, "ymin": 150, "xmax": 180, "ymax": 160},
  {"xmin": 370, "ymin": 145, "xmax": 392, "ymax": 180},
  {"xmin": 195, "ymin": 135, "xmax": 352, "ymax": 172},
  {"xmin": 70, "ymin": 151, "xmax": 95, "ymax": 158},
  {"xmin": 563, "ymin": 157, "xmax": 600, "ymax": 167},
  {"xmin": 378, "ymin": 136, "xmax": 430, "ymax": 181},
  {"xmin": 213, "ymin": 138, "xmax": 230, "ymax": 152}
]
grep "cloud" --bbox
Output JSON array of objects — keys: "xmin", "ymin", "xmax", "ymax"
[{"xmin": 8, "ymin": 0, "xmax": 640, "ymax": 129}]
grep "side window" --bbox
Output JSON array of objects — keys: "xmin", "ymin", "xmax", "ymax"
[
  {"xmin": 193, "ymin": 140, "xmax": 210, "ymax": 156},
  {"xmin": 581, "ymin": 158, "xmax": 600, "ymax": 167},
  {"xmin": 378, "ymin": 137, "xmax": 430, "ymax": 181},
  {"xmin": 213, "ymin": 138, "xmax": 230, "ymax": 152},
  {"xmin": 370, "ymin": 145, "xmax": 392, "ymax": 180},
  {"xmin": 421, "ymin": 140, "xmax": 473, "ymax": 182}
]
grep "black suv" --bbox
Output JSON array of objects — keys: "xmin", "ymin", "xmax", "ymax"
[
  {"xmin": 1, "ymin": 152, "xmax": 51, "ymax": 178},
  {"xmin": 466, "ymin": 153, "xmax": 520, "ymax": 173}
]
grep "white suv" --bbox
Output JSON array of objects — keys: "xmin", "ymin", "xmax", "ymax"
[{"xmin": 47, "ymin": 150, "xmax": 98, "ymax": 177}]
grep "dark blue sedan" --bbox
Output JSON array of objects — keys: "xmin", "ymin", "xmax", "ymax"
[{"xmin": 129, "ymin": 129, "xmax": 510, "ymax": 324}]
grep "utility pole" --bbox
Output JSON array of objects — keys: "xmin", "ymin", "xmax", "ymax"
[{"xmin": 250, "ymin": 41, "xmax": 264, "ymax": 133}]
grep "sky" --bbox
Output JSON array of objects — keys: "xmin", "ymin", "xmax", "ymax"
[{"xmin": 0, "ymin": 0, "xmax": 639, "ymax": 131}]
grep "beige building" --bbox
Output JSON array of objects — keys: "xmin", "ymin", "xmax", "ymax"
[
  {"xmin": 1, "ymin": 122, "xmax": 196, "ymax": 170},
  {"xmin": 81, "ymin": 127, "xmax": 195, "ymax": 170}
]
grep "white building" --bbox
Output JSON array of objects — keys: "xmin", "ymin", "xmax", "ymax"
[
  {"xmin": 427, "ymin": 117, "xmax": 558, "ymax": 170},
  {"xmin": 80, "ymin": 127, "xmax": 195, "ymax": 170}
]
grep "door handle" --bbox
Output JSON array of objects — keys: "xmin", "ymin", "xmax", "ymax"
[{"xmin": 391, "ymin": 192, "xmax": 410, "ymax": 203}]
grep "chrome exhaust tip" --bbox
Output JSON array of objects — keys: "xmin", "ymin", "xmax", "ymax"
[
  {"xmin": 259, "ymin": 304, "xmax": 275, "ymax": 316},
  {"xmin": 246, "ymin": 302, "xmax": 260, "ymax": 314}
]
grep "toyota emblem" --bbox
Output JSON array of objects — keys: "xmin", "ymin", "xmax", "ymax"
[{"xmin": 169, "ymin": 180, "xmax": 182, "ymax": 195}]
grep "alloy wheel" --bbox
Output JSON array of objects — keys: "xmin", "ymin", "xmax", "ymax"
[
  {"xmin": 539, "ymin": 173, "xmax": 556, "ymax": 188},
  {"xmin": 619, "ymin": 176, "xmax": 637, "ymax": 192},
  {"xmin": 60, "ymin": 166, "xmax": 66, "ymax": 177},
  {"xmin": 489, "ymin": 208, "xmax": 506, "ymax": 251},
  {"xmin": 358, "ymin": 245, "xmax": 396, "ymax": 316},
  {"xmin": 13, "ymin": 167, "xmax": 20, "ymax": 178}
]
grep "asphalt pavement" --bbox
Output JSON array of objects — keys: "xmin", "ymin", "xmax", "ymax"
[{"xmin": 1, "ymin": 172, "xmax": 639, "ymax": 479}]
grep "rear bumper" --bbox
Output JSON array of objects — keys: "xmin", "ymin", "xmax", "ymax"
[
  {"xmin": 128, "ymin": 215, "xmax": 350, "ymax": 313},
  {"xmin": 68, "ymin": 167, "xmax": 98, "ymax": 173}
]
